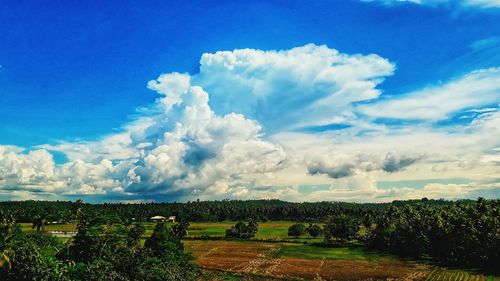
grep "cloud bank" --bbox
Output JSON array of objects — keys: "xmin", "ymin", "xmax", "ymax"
[{"xmin": 1, "ymin": 44, "xmax": 499, "ymax": 202}]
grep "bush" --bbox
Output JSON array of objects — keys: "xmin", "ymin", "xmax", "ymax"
[
  {"xmin": 225, "ymin": 220, "xmax": 258, "ymax": 239},
  {"xmin": 306, "ymin": 224, "xmax": 322, "ymax": 238},
  {"xmin": 288, "ymin": 224, "xmax": 306, "ymax": 238}
]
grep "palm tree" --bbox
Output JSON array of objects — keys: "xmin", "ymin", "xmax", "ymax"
[
  {"xmin": 32, "ymin": 215, "xmax": 46, "ymax": 232},
  {"xmin": 72, "ymin": 199, "xmax": 84, "ymax": 218},
  {"xmin": 172, "ymin": 219, "xmax": 189, "ymax": 238}
]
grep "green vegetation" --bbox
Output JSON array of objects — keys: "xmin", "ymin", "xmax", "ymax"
[
  {"xmin": 367, "ymin": 198, "xmax": 499, "ymax": 271},
  {"xmin": 225, "ymin": 220, "xmax": 258, "ymax": 239},
  {"xmin": 0, "ymin": 198, "xmax": 498, "ymax": 280},
  {"xmin": 185, "ymin": 221, "xmax": 232, "ymax": 237},
  {"xmin": 171, "ymin": 218, "xmax": 189, "ymax": 238},
  {"xmin": 0, "ymin": 210, "xmax": 198, "ymax": 280},
  {"xmin": 324, "ymin": 214, "xmax": 360, "ymax": 244},
  {"xmin": 306, "ymin": 223, "xmax": 322, "ymax": 238},
  {"xmin": 0, "ymin": 198, "xmax": 464, "ymax": 223},
  {"xmin": 276, "ymin": 244, "xmax": 393, "ymax": 260},
  {"xmin": 287, "ymin": 223, "xmax": 306, "ymax": 238}
]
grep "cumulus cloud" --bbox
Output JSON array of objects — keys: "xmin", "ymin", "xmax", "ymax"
[
  {"xmin": 1, "ymin": 44, "xmax": 499, "ymax": 202},
  {"xmin": 3, "ymin": 68, "xmax": 287, "ymax": 200},
  {"xmin": 193, "ymin": 44, "xmax": 394, "ymax": 132},
  {"xmin": 0, "ymin": 147, "xmax": 61, "ymax": 193},
  {"xmin": 124, "ymin": 85, "xmax": 286, "ymax": 197}
]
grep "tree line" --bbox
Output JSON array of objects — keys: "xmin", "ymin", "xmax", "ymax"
[
  {"xmin": 219, "ymin": 198, "xmax": 498, "ymax": 273},
  {"xmin": 0, "ymin": 197, "xmax": 497, "ymax": 275},
  {"xmin": 281, "ymin": 198, "xmax": 499, "ymax": 273},
  {"xmin": 0, "ymin": 198, "xmax": 464, "ymax": 223}
]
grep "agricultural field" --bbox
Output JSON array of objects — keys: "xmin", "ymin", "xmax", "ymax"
[
  {"xmin": 186, "ymin": 240, "xmax": 500, "ymax": 281},
  {"xmin": 185, "ymin": 240, "xmax": 498, "ymax": 281},
  {"xmin": 20, "ymin": 221, "xmax": 321, "ymax": 241},
  {"xmin": 19, "ymin": 221, "xmax": 499, "ymax": 281}
]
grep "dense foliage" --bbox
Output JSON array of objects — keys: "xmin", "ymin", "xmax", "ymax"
[
  {"xmin": 287, "ymin": 223, "xmax": 306, "ymax": 238},
  {"xmin": 305, "ymin": 223, "xmax": 322, "ymax": 238},
  {"xmin": 0, "ymin": 198, "xmax": 497, "ymax": 275},
  {"xmin": 366, "ymin": 198, "xmax": 499, "ymax": 272},
  {"xmin": 225, "ymin": 220, "xmax": 258, "ymax": 239},
  {"xmin": 0, "ymin": 198, "xmax": 460, "ymax": 223},
  {"xmin": 0, "ymin": 211, "xmax": 198, "ymax": 281},
  {"xmin": 324, "ymin": 214, "xmax": 360, "ymax": 244}
]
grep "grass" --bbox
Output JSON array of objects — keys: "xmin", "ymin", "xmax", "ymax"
[
  {"xmin": 185, "ymin": 221, "xmax": 323, "ymax": 242},
  {"xmin": 19, "ymin": 223, "xmax": 76, "ymax": 232},
  {"xmin": 425, "ymin": 268, "xmax": 500, "ymax": 281},
  {"xmin": 20, "ymin": 221, "xmax": 321, "ymax": 241},
  {"xmin": 275, "ymin": 243, "xmax": 394, "ymax": 260},
  {"xmin": 184, "ymin": 221, "xmax": 234, "ymax": 237},
  {"xmin": 145, "ymin": 221, "xmax": 320, "ymax": 242}
]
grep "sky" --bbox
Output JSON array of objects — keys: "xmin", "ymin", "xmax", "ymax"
[{"xmin": 0, "ymin": 0, "xmax": 499, "ymax": 202}]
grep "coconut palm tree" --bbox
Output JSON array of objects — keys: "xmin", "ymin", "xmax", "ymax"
[
  {"xmin": 72, "ymin": 199, "xmax": 84, "ymax": 218},
  {"xmin": 172, "ymin": 219, "xmax": 189, "ymax": 238},
  {"xmin": 32, "ymin": 215, "xmax": 46, "ymax": 232}
]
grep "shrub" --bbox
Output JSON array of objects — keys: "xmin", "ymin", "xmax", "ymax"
[
  {"xmin": 225, "ymin": 220, "xmax": 258, "ymax": 239},
  {"xmin": 288, "ymin": 224, "xmax": 306, "ymax": 238}
]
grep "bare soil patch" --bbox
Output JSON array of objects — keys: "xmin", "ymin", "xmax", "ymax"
[{"xmin": 185, "ymin": 240, "xmax": 431, "ymax": 280}]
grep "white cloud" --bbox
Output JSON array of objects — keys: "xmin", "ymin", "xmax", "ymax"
[
  {"xmin": 358, "ymin": 68, "xmax": 500, "ymax": 121},
  {"xmin": 4, "ymin": 73, "xmax": 286, "ymax": 199},
  {"xmin": 193, "ymin": 44, "xmax": 394, "ymax": 132},
  {"xmin": 1, "ymin": 44, "xmax": 499, "ymax": 202},
  {"xmin": 0, "ymin": 147, "xmax": 61, "ymax": 193}
]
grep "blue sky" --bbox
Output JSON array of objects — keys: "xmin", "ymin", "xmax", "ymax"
[{"xmin": 1, "ymin": 0, "xmax": 499, "ymax": 202}]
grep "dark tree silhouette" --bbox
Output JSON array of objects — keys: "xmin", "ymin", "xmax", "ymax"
[
  {"xmin": 288, "ymin": 223, "xmax": 306, "ymax": 238},
  {"xmin": 32, "ymin": 215, "xmax": 46, "ymax": 232}
]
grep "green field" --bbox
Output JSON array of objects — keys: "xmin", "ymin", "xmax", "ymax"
[
  {"xmin": 275, "ymin": 243, "xmax": 394, "ymax": 260},
  {"xmin": 20, "ymin": 222, "xmax": 77, "ymax": 232},
  {"xmin": 21, "ymin": 221, "xmax": 323, "ymax": 241}
]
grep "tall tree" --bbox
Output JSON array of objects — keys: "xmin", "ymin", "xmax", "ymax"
[
  {"xmin": 31, "ymin": 215, "xmax": 45, "ymax": 232},
  {"xmin": 324, "ymin": 214, "xmax": 359, "ymax": 244},
  {"xmin": 172, "ymin": 219, "xmax": 189, "ymax": 238}
]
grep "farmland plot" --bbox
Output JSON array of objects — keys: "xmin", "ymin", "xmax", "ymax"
[{"xmin": 185, "ymin": 240, "xmax": 431, "ymax": 280}]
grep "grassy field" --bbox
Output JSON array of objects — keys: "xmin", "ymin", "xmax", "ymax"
[
  {"xmin": 275, "ymin": 243, "xmax": 395, "ymax": 260},
  {"xmin": 21, "ymin": 221, "xmax": 322, "ymax": 241},
  {"xmin": 20, "ymin": 222, "xmax": 76, "ymax": 232}
]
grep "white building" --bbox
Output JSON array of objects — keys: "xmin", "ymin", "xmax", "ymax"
[{"xmin": 150, "ymin": 215, "xmax": 176, "ymax": 222}]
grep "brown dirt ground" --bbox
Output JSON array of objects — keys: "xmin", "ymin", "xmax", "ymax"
[{"xmin": 185, "ymin": 240, "xmax": 431, "ymax": 281}]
